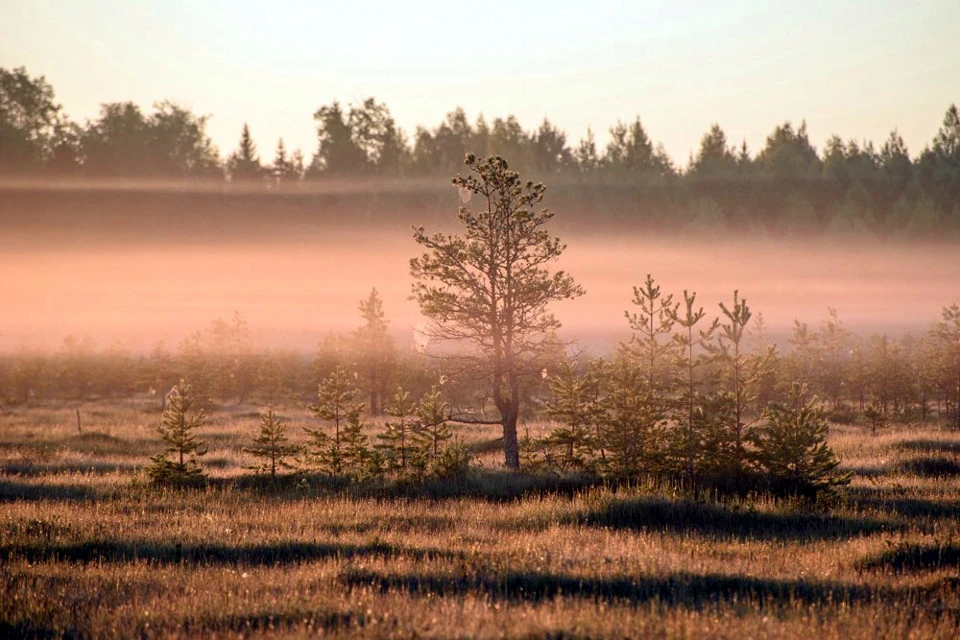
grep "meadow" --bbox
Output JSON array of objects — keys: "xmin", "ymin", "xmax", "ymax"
[{"xmin": 2, "ymin": 399, "xmax": 958, "ymax": 638}]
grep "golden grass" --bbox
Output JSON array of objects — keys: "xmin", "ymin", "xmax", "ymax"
[{"xmin": 2, "ymin": 400, "xmax": 959, "ymax": 638}]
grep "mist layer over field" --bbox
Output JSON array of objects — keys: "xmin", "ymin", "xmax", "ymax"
[{"xmin": 5, "ymin": 211, "xmax": 957, "ymax": 352}]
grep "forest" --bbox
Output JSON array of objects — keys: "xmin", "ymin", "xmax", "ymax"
[{"xmin": 3, "ymin": 66, "xmax": 960, "ymax": 237}]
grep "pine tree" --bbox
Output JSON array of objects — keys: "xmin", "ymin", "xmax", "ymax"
[
  {"xmin": 354, "ymin": 288, "xmax": 394, "ymax": 415},
  {"xmin": 575, "ymin": 128, "xmax": 599, "ymax": 172},
  {"xmin": 227, "ymin": 123, "xmax": 263, "ymax": 181},
  {"xmin": 785, "ymin": 320, "xmax": 818, "ymax": 387},
  {"xmin": 413, "ymin": 386, "xmax": 451, "ymax": 458},
  {"xmin": 245, "ymin": 408, "xmax": 299, "ymax": 480},
  {"xmin": 705, "ymin": 290, "xmax": 764, "ymax": 480},
  {"xmin": 817, "ymin": 308, "xmax": 851, "ymax": 410},
  {"xmin": 147, "ymin": 379, "xmax": 208, "ymax": 486},
  {"xmin": 341, "ymin": 409, "xmax": 378, "ymax": 479},
  {"xmin": 666, "ymin": 290, "xmax": 718, "ymax": 485},
  {"xmin": 625, "ymin": 274, "xmax": 677, "ymax": 389},
  {"xmin": 582, "ymin": 358, "xmax": 611, "ymax": 464},
  {"xmin": 304, "ymin": 366, "xmax": 370, "ymax": 478},
  {"xmin": 932, "ymin": 304, "xmax": 960, "ymax": 429},
  {"xmin": 272, "ymin": 138, "xmax": 299, "ymax": 182},
  {"xmin": 544, "ymin": 361, "xmax": 595, "ymax": 472},
  {"xmin": 410, "ymin": 154, "xmax": 583, "ymax": 469},
  {"xmin": 410, "ymin": 386, "xmax": 455, "ymax": 477},
  {"xmin": 747, "ymin": 312, "xmax": 780, "ymax": 414},
  {"xmin": 752, "ymin": 383, "xmax": 850, "ymax": 495},
  {"xmin": 601, "ymin": 356, "xmax": 668, "ymax": 478},
  {"xmin": 377, "ymin": 386, "xmax": 415, "ymax": 471}
]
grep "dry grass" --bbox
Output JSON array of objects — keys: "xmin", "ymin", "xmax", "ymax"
[{"xmin": 2, "ymin": 400, "xmax": 959, "ymax": 638}]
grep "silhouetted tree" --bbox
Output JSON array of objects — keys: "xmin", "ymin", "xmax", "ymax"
[
  {"xmin": 531, "ymin": 118, "xmax": 572, "ymax": 173},
  {"xmin": 575, "ymin": 128, "xmax": 600, "ymax": 173},
  {"xmin": 690, "ymin": 124, "xmax": 738, "ymax": 177},
  {"xmin": 0, "ymin": 66, "xmax": 62, "ymax": 172},
  {"xmin": 272, "ymin": 138, "xmax": 299, "ymax": 182},
  {"xmin": 309, "ymin": 101, "xmax": 365, "ymax": 175},
  {"xmin": 411, "ymin": 154, "xmax": 584, "ymax": 468},
  {"xmin": 227, "ymin": 123, "xmax": 263, "ymax": 181}
]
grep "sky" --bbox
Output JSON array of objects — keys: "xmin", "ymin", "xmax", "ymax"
[{"xmin": 2, "ymin": 0, "xmax": 959, "ymax": 167}]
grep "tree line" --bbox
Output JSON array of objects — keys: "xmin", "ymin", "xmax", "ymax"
[{"xmin": 3, "ymin": 66, "xmax": 960, "ymax": 236}]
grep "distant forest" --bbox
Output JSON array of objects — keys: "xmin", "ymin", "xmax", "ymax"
[{"xmin": 2, "ymin": 66, "xmax": 959, "ymax": 237}]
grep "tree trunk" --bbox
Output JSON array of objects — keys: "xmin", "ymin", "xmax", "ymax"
[
  {"xmin": 502, "ymin": 409, "xmax": 520, "ymax": 469},
  {"xmin": 501, "ymin": 370, "xmax": 522, "ymax": 469}
]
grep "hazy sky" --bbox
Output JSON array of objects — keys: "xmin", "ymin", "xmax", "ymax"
[{"xmin": 2, "ymin": 1, "xmax": 959, "ymax": 167}]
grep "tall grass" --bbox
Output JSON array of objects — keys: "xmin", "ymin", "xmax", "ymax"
[{"xmin": 1, "ymin": 399, "xmax": 958, "ymax": 638}]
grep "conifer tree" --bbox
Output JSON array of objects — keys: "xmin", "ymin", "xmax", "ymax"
[
  {"xmin": 625, "ymin": 274, "xmax": 677, "ymax": 389},
  {"xmin": 412, "ymin": 386, "xmax": 452, "ymax": 461},
  {"xmin": 377, "ymin": 386, "xmax": 415, "ymax": 471},
  {"xmin": 147, "ymin": 379, "xmax": 208, "ymax": 486},
  {"xmin": 747, "ymin": 312, "xmax": 781, "ymax": 413},
  {"xmin": 932, "ymin": 304, "xmax": 960, "ymax": 429},
  {"xmin": 817, "ymin": 308, "xmax": 851, "ymax": 409},
  {"xmin": 580, "ymin": 358, "xmax": 610, "ymax": 463},
  {"xmin": 341, "ymin": 409, "xmax": 378, "ymax": 479},
  {"xmin": 413, "ymin": 386, "xmax": 472, "ymax": 478},
  {"xmin": 847, "ymin": 339, "xmax": 868, "ymax": 416},
  {"xmin": 354, "ymin": 288, "xmax": 394, "ymax": 414},
  {"xmin": 544, "ymin": 361, "xmax": 595, "ymax": 472},
  {"xmin": 601, "ymin": 356, "xmax": 668, "ymax": 478},
  {"xmin": 410, "ymin": 154, "xmax": 583, "ymax": 469},
  {"xmin": 227, "ymin": 123, "xmax": 263, "ymax": 181},
  {"xmin": 785, "ymin": 321, "xmax": 818, "ymax": 387},
  {"xmin": 706, "ymin": 290, "xmax": 765, "ymax": 480},
  {"xmin": 305, "ymin": 366, "xmax": 370, "ymax": 477},
  {"xmin": 272, "ymin": 138, "xmax": 299, "ymax": 182},
  {"xmin": 751, "ymin": 384, "xmax": 850, "ymax": 495},
  {"xmin": 666, "ymin": 290, "xmax": 718, "ymax": 485},
  {"xmin": 245, "ymin": 408, "xmax": 299, "ymax": 480}
]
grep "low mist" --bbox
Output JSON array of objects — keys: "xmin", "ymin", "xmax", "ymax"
[{"xmin": 4, "ymin": 219, "xmax": 957, "ymax": 353}]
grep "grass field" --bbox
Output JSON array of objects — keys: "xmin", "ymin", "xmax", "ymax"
[{"xmin": 2, "ymin": 400, "xmax": 959, "ymax": 638}]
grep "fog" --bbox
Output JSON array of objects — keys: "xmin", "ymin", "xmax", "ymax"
[{"xmin": 4, "ymin": 219, "xmax": 957, "ymax": 353}]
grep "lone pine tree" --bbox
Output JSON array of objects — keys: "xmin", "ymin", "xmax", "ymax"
[
  {"xmin": 147, "ymin": 379, "xmax": 208, "ymax": 486},
  {"xmin": 411, "ymin": 154, "xmax": 583, "ymax": 469}
]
